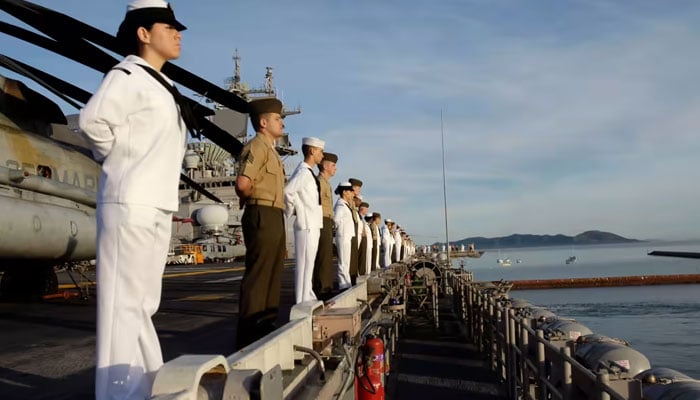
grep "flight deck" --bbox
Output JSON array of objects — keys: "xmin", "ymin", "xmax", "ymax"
[{"xmin": 0, "ymin": 261, "xmax": 293, "ymax": 400}]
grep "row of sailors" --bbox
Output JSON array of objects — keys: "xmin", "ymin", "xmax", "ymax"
[
  {"xmin": 332, "ymin": 181, "xmax": 416, "ymax": 292},
  {"xmin": 284, "ymin": 138, "xmax": 415, "ymax": 304}
]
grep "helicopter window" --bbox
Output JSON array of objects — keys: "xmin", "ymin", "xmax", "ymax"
[{"xmin": 37, "ymin": 165, "xmax": 52, "ymax": 179}]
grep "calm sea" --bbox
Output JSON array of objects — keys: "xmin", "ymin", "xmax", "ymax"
[{"xmin": 453, "ymin": 241, "xmax": 700, "ymax": 379}]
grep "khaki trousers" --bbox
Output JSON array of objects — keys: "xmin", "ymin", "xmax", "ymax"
[
  {"xmin": 313, "ymin": 217, "xmax": 334, "ymax": 295},
  {"xmin": 237, "ymin": 205, "xmax": 285, "ymax": 349}
]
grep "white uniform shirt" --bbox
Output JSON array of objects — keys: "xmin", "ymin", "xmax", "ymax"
[
  {"xmin": 380, "ymin": 225, "xmax": 393, "ymax": 250},
  {"xmin": 362, "ymin": 219, "xmax": 373, "ymax": 251},
  {"xmin": 79, "ymin": 55, "xmax": 187, "ymax": 212},
  {"xmin": 284, "ymin": 161, "xmax": 323, "ymax": 230},
  {"xmin": 394, "ymin": 230, "xmax": 403, "ymax": 255},
  {"xmin": 333, "ymin": 198, "xmax": 355, "ymax": 239}
]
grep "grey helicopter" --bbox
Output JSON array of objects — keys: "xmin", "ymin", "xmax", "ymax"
[{"xmin": 0, "ymin": 0, "xmax": 252, "ymax": 299}]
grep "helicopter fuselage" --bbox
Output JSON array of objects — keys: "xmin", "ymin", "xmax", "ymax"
[{"xmin": 0, "ymin": 116, "xmax": 100, "ymax": 264}]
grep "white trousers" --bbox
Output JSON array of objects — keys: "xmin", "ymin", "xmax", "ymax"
[
  {"xmin": 336, "ymin": 235, "xmax": 352, "ymax": 289},
  {"xmin": 382, "ymin": 242, "xmax": 393, "ymax": 268},
  {"xmin": 374, "ymin": 241, "xmax": 380, "ymax": 271},
  {"xmin": 294, "ymin": 228, "xmax": 320, "ymax": 303},
  {"xmin": 95, "ymin": 204, "xmax": 171, "ymax": 400},
  {"xmin": 395, "ymin": 243, "xmax": 402, "ymax": 262},
  {"xmin": 365, "ymin": 241, "xmax": 373, "ymax": 273}
]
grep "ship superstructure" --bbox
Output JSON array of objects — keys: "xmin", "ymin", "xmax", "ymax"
[{"xmin": 171, "ymin": 50, "xmax": 300, "ymax": 262}]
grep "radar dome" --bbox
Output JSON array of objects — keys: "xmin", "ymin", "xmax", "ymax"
[
  {"xmin": 183, "ymin": 149, "xmax": 200, "ymax": 169},
  {"xmin": 196, "ymin": 205, "xmax": 229, "ymax": 235}
]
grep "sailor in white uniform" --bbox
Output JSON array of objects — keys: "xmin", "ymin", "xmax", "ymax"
[
  {"xmin": 394, "ymin": 225, "xmax": 403, "ymax": 262},
  {"xmin": 333, "ymin": 182, "xmax": 356, "ymax": 289},
  {"xmin": 358, "ymin": 201, "xmax": 372, "ymax": 274},
  {"xmin": 284, "ymin": 137, "xmax": 325, "ymax": 303},
  {"xmin": 79, "ymin": 1, "xmax": 188, "ymax": 398},
  {"xmin": 380, "ymin": 219, "xmax": 394, "ymax": 268}
]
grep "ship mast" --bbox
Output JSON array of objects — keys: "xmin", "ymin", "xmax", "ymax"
[
  {"xmin": 233, "ymin": 49, "xmax": 241, "ymax": 88},
  {"xmin": 441, "ymin": 110, "xmax": 450, "ymax": 262}
]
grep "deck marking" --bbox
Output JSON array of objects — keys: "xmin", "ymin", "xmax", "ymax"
[
  {"xmin": 57, "ymin": 267, "xmax": 242, "ymax": 289},
  {"xmin": 58, "ymin": 282, "xmax": 94, "ymax": 289},
  {"xmin": 205, "ymin": 276, "xmax": 243, "ymax": 283},
  {"xmin": 163, "ymin": 267, "xmax": 243, "ymax": 278},
  {"xmin": 177, "ymin": 294, "xmax": 232, "ymax": 301},
  {"xmin": 399, "ymin": 353, "xmax": 486, "ymax": 368},
  {"xmin": 0, "ymin": 378, "xmax": 32, "ymax": 388},
  {"xmin": 396, "ymin": 373, "xmax": 502, "ymax": 396}
]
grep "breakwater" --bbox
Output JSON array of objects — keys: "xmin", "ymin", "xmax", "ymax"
[
  {"xmin": 647, "ymin": 250, "xmax": 700, "ymax": 259},
  {"xmin": 511, "ymin": 273, "xmax": 700, "ymax": 290}
]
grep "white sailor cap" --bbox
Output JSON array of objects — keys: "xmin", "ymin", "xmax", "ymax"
[
  {"xmin": 120, "ymin": 0, "xmax": 187, "ymax": 35},
  {"xmin": 385, "ymin": 218, "xmax": 393, "ymax": 223},
  {"xmin": 334, "ymin": 181, "xmax": 353, "ymax": 195},
  {"xmin": 302, "ymin": 137, "xmax": 325, "ymax": 149},
  {"xmin": 128, "ymin": 0, "xmax": 169, "ymax": 11},
  {"xmin": 355, "ymin": 194, "xmax": 363, "ymax": 201}
]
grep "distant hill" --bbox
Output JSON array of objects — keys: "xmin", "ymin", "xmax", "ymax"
[{"xmin": 440, "ymin": 230, "xmax": 640, "ymax": 249}]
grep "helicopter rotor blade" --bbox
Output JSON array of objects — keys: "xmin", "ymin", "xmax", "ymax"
[
  {"xmin": 179, "ymin": 174, "xmax": 225, "ymax": 204},
  {"xmin": 0, "ymin": 0, "xmax": 249, "ymax": 114},
  {"xmin": 0, "ymin": 18, "xmax": 244, "ymax": 156},
  {"xmin": 0, "ymin": 54, "xmax": 88, "ymax": 109},
  {"xmin": 0, "ymin": 54, "xmax": 229, "ymax": 204}
]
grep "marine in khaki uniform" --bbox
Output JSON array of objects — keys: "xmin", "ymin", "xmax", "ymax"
[
  {"xmin": 348, "ymin": 178, "xmax": 363, "ymax": 283},
  {"xmin": 235, "ymin": 97, "xmax": 286, "ymax": 349},
  {"xmin": 357, "ymin": 199, "xmax": 370, "ymax": 275},
  {"xmin": 370, "ymin": 212, "xmax": 381, "ymax": 271},
  {"xmin": 313, "ymin": 152, "xmax": 337, "ymax": 299}
]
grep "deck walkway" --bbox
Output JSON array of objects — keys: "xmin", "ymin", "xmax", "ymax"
[{"xmin": 387, "ymin": 298, "xmax": 506, "ymax": 400}]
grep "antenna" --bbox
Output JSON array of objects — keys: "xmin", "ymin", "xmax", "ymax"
[
  {"xmin": 233, "ymin": 48, "xmax": 241, "ymax": 86},
  {"xmin": 440, "ymin": 109, "xmax": 450, "ymax": 263},
  {"xmin": 264, "ymin": 66, "xmax": 275, "ymax": 95}
]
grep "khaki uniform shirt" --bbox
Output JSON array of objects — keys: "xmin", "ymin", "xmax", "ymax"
[
  {"xmin": 350, "ymin": 205, "xmax": 359, "ymax": 234},
  {"xmin": 319, "ymin": 175, "xmax": 333, "ymax": 218},
  {"xmin": 238, "ymin": 134, "xmax": 285, "ymax": 209},
  {"xmin": 370, "ymin": 222, "xmax": 379, "ymax": 241}
]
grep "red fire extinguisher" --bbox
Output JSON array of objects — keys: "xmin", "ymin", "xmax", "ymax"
[{"xmin": 356, "ymin": 335, "xmax": 386, "ymax": 400}]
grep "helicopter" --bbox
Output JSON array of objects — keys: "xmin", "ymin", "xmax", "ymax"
[
  {"xmin": 0, "ymin": 73, "xmax": 99, "ymax": 297},
  {"xmin": 0, "ymin": 0, "xmax": 254, "ymax": 298}
]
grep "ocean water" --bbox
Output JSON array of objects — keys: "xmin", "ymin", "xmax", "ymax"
[{"xmin": 453, "ymin": 241, "xmax": 700, "ymax": 379}]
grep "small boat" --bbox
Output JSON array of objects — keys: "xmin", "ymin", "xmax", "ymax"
[
  {"xmin": 501, "ymin": 258, "xmax": 512, "ymax": 267},
  {"xmin": 566, "ymin": 256, "xmax": 577, "ymax": 264}
]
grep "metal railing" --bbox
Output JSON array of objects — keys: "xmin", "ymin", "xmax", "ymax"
[
  {"xmin": 446, "ymin": 269, "xmax": 636, "ymax": 400},
  {"xmin": 150, "ymin": 260, "xmax": 700, "ymax": 399}
]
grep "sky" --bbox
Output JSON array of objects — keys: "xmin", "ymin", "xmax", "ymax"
[{"xmin": 2, "ymin": 0, "xmax": 700, "ymax": 244}]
